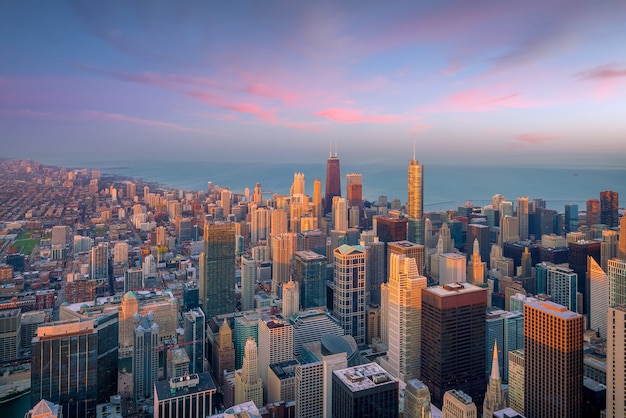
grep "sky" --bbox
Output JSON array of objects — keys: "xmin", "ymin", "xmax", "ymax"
[{"xmin": 1, "ymin": 0, "xmax": 626, "ymax": 166}]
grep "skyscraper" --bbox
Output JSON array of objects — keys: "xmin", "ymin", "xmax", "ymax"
[
  {"xmin": 213, "ymin": 319, "xmax": 235, "ymax": 385},
  {"xmin": 516, "ymin": 197, "xmax": 529, "ymax": 240},
  {"xmin": 282, "ymin": 279, "xmax": 300, "ymax": 318},
  {"xmin": 600, "ymin": 190, "xmax": 619, "ymax": 228},
  {"xmin": 346, "ymin": 173, "xmax": 363, "ymax": 208},
  {"xmin": 421, "ymin": 282, "xmax": 486, "ymax": 411},
  {"xmin": 89, "ymin": 242, "xmax": 108, "ymax": 280},
  {"xmin": 324, "ymin": 150, "xmax": 341, "ymax": 215},
  {"xmin": 619, "ymin": 214, "xmax": 626, "ymax": 259},
  {"xmin": 606, "ymin": 305, "xmax": 626, "ymax": 418},
  {"xmin": 258, "ymin": 316, "xmax": 294, "ymax": 401},
  {"xmin": 31, "ymin": 320, "xmax": 99, "ymax": 418},
  {"xmin": 565, "ymin": 203, "xmax": 579, "ymax": 233},
  {"xmin": 587, "ymin": 198, "xmax": 601, "ymax": 226},
  {"xmin": 333, "ymin": 244, "xmax": 367, "ymax": 344},
  {"xmin": 608, "ymin": 258, "xmax": 626, "ymax": 307},
  {"xmin": 483, "ymin": 342, "xmax": 507, "ymax": 418},
  {"xmin": 271, "ymin": 233, "xmax": 297, "ymax": 295},
  {"xmin": 384, "ymin": 253, "xmax": 426, "ymax": 382},
  {"xmin": 524, "ymin": 300, "xmax": 583, "ymax": 418},
  {"xmin": 588, "ymin": 257, "xmax": 608, "ymax": 338},
  {"xmin": 294, "ymin": 250, "xmax": 327, "ymax": 309},
  {"xmin": 333, "ymin": 196, "xmax": 349, "ymax": 230},
  {"xmin": 134, "ymin": 313, "xmax": 159, "ymax": 403},
  {"xmin": 404, "ymin": 379, "xmax": 432, "ymax": 418},
  {"xmin": 407, "ymin": 157, "xmax": 424, "ymax": 245},
  {"xmin": 313, "ymin": 178, "xmax": 323, "ymax": 224},
  {"xmin": 201, "ymin": 219, "xmax": 236, "ymax": 319},
  {"xmin": 467, "ymin": 224, "xmax": 490, "ymax": 267},
  {"xmin": 183, "ymin": 308, "xmax": 206, "ymax": 374},
  {"xmin": 467, "ymin": 238, "xmax": 486, "ymax": 284},
  {"xmin": 235, "ymin": 338, "xmax": 263, "ymax": 408}
]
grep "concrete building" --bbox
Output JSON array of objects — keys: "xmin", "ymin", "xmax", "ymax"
[
  {"xmin": 588, "ymin": 256, "xmax": 608, "ymax": 339},
  {"xmin": 267, "ymin": 359, "xmax": 298, "ymax": 404},
  {"xmin": 606, "ymin": 305, "xmax": 626, "ymax": 418},
  {"xmin": 240, "ymin": 255, "xmax": 256, "ymax": 312},
  {"xmin": 442, "ymin": 390, "xmax": 477, "ymax": 418},
  {"xmin": 213, "ymin": 319, "xmax": 236, "ymax": 386},
  {"xmin": 281, "ymin": 279, "xmax": 299, "ymax": 319},
  {"xmin": 524, "ymin": 300, "xmax": 583, "ymax": 418},
  {"xmin": 289, "ymin": 308, "xmax": 344, "ymax": 357},
  {"xmin": 508, "ymin": 350, "xmax": 525, "ymax": 415},
  {"xmin": 153, "ymin": 373, "xmax": 216, "ymax": 418},
  {"xmin": 257, "ymin": 316, "xmax": 294, "ymax": 402},
  {"xmin": 0, "ymin": 308, "xmax": 20, "ymax": 362},
  {"xmin": 234, "ymin": 338, "xmax": 263, "ymax": 408},
  {"xmin": 332, "ymin": 362, "xmax": 399, "ymax": 418},
  {"xmin": 200, "ymin": 220, "xmax": 236, "ymax": 319},
  {"xmin": 295, "ymin": 361, "xmax": 324, "ymax": 418},
  {"xmin": 404, "ymin": 379, "xmax": 432, "ymax": 418},
  {"xmin": 438, "ymin": 253, "xmax": 466, "ymax": 285},
  {"xmin": 333, "ymin": 244, "xmax": 367, "ymax": 344},
  {"xmin": 134, "ymin": 313, "xmax": 160, "ymax": 403},
  {"xmin": 271, "ymin": 233, "xmax": 297, "ymax": 295},
  {"xmin": 388, "ymin": 240, "xmax": 425, "ymax": 276}
]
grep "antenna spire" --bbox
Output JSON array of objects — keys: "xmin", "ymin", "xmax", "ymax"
[{"xmin": 329, "ymin": 143, "xmax": 332, "ymax": 158}]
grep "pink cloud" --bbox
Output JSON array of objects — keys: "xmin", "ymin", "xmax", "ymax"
[
  {"xmin": 315, "ymin": 108, "xmax": 408, "ymax": 124},
  {"xmin": 421, "ymin": 89, "xmax": 536, "ymax": 113},
  {"xmin": 411, "ymin": 125, "xmax": 429, "ymax": 136},
  {"xmin": 514, "ymin": 133, "xmax": 560, "ymax": 144},
  {"xmin": 577, "ymin": 64, "xmax": 626, "ymax": 80},
  {"xmin": 82, "ymin": 110, "xmax": 215, "ymax": 134}
]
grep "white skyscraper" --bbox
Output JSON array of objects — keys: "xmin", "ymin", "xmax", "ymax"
[
  {"xmin": 589, "ymin": 256, "xmax": 608, "ymax": 338},
  {"xmin": 235, "ymin": 337, "xmax": 263, "ymax": 408},
  {"xmin": 384, "ymin": 253, "xmax": 426, "ymax": 382},
  {"xmin": 607, "ymin": 305, "xmax": 626, "ymax": 418},
  {"xmin": 292, "ymin": 172, "xmax": 305, "ymax": 196},
  {"xmin": 333, "ymin": 197, "xmax": 348, "ymax": 231},
  {"xmin": 608, "ymin": 258, "xmax": 626, "ymax": 307},
  {"xmin": 241, "ymin": 255, "xmax": 256, "ymax": 312},
  {"xmin": 333, "ymin": 244, "xmax": 367, "ymax": 344},
  {"xmin": 251, "ymin": 206, "xmax": 271, "ymax": 244},
  {"xmin": 258, "ymin": 316, "xmax": 294, "ymax": 402},
  {"xmin": 282, "ymin": 279, "xmax": 300, "ymax": 319},
  {"xmin": 271, "ymin": 233, "xmax": 297, "ymax": 295}
]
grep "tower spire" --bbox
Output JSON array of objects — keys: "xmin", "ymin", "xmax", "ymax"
[{"xmin": 490, "ymin": 340, "xmax": 500, "ymax": 381}]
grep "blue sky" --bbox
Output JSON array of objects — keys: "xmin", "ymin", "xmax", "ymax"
[{"xmin": 1, "ymin": 1, "xmax": 626, "ymax": 166}]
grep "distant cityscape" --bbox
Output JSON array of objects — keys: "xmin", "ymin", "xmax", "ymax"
[{"xmin": 0, "ymin": 155, "xmax": 624, "ymax": 418}]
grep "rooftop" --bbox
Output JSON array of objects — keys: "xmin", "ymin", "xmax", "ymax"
[
  {"xmin": 525, "ymin": 299, "xmax": 581, "ymax": 319},
  {"xmin": 154, "ymin": 373, "xmax": 216, "ymax": 401},
  {"xmin": 334, "ymin": 362, "xmax": 397, "ymax": 392},
  {"xmin": 426, "ymin": 281, "xmax": 485, "ymax": 297}
]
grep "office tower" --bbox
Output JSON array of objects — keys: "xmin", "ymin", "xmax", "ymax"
[
  {"xmin": 268, "ymin": 359, "xmax": 298, "ymax": 403},
  {"xmin": 601, "ymin": 230, "xmax": 619, "ymax": 271},
  {"xmin": 175, "ymin": 216, "xmax": 192, "ymax": 243},
  {"xmin": 606, "ymin": 305, "xmax": 626, "ymax": 418},
  {"xmin": 89, "ymin": 242, "xmax": 108, "ymax": 280},
  {"xmin": 93, "ymin": 312, "xmax": 119, "ymax": 404},
  {"xmin": 425, "ymin": 218, "xmax": 434, "ymax": 248},
  {"xmin": 154, "ymin": 373, "xmax": 216, "ymax": 418},
  {"xmin": 31, "ymin": 320, "xmax": 99, "ymax": 418},
  {"xmin": 258, "ymin": 316, "xmax": 294, "ymax": 401},
  {"xmin": 545, "ymin": 264, "xmax": 578, "ymax": 312},
  {"xmin": 270, "ymin": 208, "xmax": 288, "ymax": 236},
  {"xmin": 407, "ymin": 156, "xmax": 425, "ymax": 245},
  {"xmin": 271, "ymin": 233, "xmax": 297, "ymax": 295},
  {"xmin": 313, "ymin": 178, "xmax": 323, "ymax": 224},
  {"xmin": 365, "ymin": 239, "xmax": 385, "ymax": 304},
  {"xmin": 508, "ymin": 350, "xmax": 524, "ymax": 414},
  {"xmin": 323, "ymin": 353, "xmax": 349, "ymax": 418},
  {"xmin": 183, "ymin": 308, "xmax": 205, "ymax": 374},
  {"xmin": 421, "ymin": 282, "xmax": 487, "ymax": 411},
  {"xmin": 587, "ymin": 198, "xmax": 601, "ymax": 226},
  {"xmin": 250, "ymin": 206, "xmax": 271, "ymax": 243},
  {"xmin": 385, "ymin": 254, "xmax": 426, "ymax": 382},
  {"xmin": 295, "ymin": 361, "xmax": 324, "ymax": 418},
  {"xmin": 438, "ymin": 253, "xmax": 466, "ymax": 285},
  {"xmin": 333, "ymin": 244, "xmax": 367, "ymax": 344},
  {"xmin": 565, "ymin": 203, "xmax": 579, "ymax": 233},
  {"xmin": 589, "ymin": 257, "xmax": 608, "ymax": 338},
  {"xmin": 282, "ymin": 279, "xmax": 299, "ymax": 318},
  {"xmin": 404, "ymin": 379, "xmax": 432, "ymax": 418},
  {"xmin": 134, "ymin": 313, "xmax": 160, "ymax": 402},
  {"xmin": 252, "ymin": 182, "xmax": 262, "ymax": 204},
  {"xmin": 524, "ymin": 300, "xmax": 583, "ymax": 418},
  {"xmin": 346, "ymin": 173, "xmax": 363, "ymax": 208},
  {"xmin": 234, "ymin": 312, "xmax": 260, "ymax": 369},
  {"xmin": 201, "ymin": 220, "xmax": 236, "ymax": 319},
  {"xmin": 324, "ymin": 150, "xmax": 341, "ymax": 215},
  {"xmin": 143, "ymin": 253, "xmax": 157, "ymax": 281},
  {"xmin": 467, "ymin": 239, "xmax": 486, "ymax": 284},
  {"xmin": 51, "ymin": 225, "xmax": 71, "ymax": 246},
  {"xmin": 240, "ymin": 255, "xmax": 256, "ymax": 312},
  {"xmin": 333, "ymin": 197, "xmax": 349, "ymax": 230},
  {"xmin": 483, "ymin": 342, "xmax": 507, "ymax": 418},
  {"xmin": 601, "ymin": 190, "xmax": 619, "ymax": 227},
  {"xmin": 618, "ymin": 214, "xmax": 626, "ymax": 260},
  {"xmin": 235, "ymin": 338, "xmax": 263, "ymax": 408},
  {"xmin": 332, "ymin": 363, "xmax": 399, "ymax": 418},
  {"xmin": 568, "ymin": 239, "xmax": 601, "ymax": 316},
  {"xmin": 485, "ymin": 311, "xmax": 523, "ymax": 383},
  {"xmin": 0, "ymin": 308, "xmax": 20, "ymax": 362},
  {"xmin": 294, "ymin": 250, "xmax": 327, "ymax": 309},
  {"xmin": 113, "ymin": 241, "xmax": 129, "ymax": 264},
  {"xmin": 500, "ymin": 216, "xmax": 519, "ymax": 244},
  {"xmin": 388, "ymin": 240, "xmax": 425, "ymax": 276},
  {"xmin": 119, "ymin": 291, "xmax": 139, "ymax": 354},
  {"xmin": 213, "ymin": 319, "xmax": 236, "ymax": 385},
  {"xmin": 376, "ymin": 216, "xmax": 408, "ymax": 242},
  {"xmin": 124, "ymin": 268, "xmax": 143, "ymax": 292},
  {"xmin": 516, "ymin": 197, "xmax": 529, "ymax": 240},
  {"xmin": 608, "ymin": 258, "xmax": 626, "ymax": 306},
  {"xmin": 442, "ymin": 390, "xmax": 477, "ymax": 418},
  {"xmin": 467, "ymin": 223, "xmax": 490, "ymax": 267},
  {"xmin": 366, "ymin": 304, "xmax": 382, "ymax": 344},
  {"xmin": 291, "ymin": 171, "xmax": 305, "ymax": 195}
]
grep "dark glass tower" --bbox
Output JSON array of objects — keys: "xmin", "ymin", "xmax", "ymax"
[
  {"xmin": 294, "ymin": 250, "xmax": 327, "ymax": 309},
  {"xmin": 201, "ymin": 218, "xmax": 236, "ymax": 319},
  {"xmin": 421, "ymin": 282, "xmax": 487, "ymax": 412},
  {"xmin": 324, "ymin": 152, "xmax": 341, "ymax": 215},
  {"xmin": 600, "ymin": 190, "xmax": 619, "ymax": 228}
]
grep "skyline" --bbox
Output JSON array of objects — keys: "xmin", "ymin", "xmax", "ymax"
[{"xmin": 2, "ymin": 1, "xmax": 626, "ymax": 166}]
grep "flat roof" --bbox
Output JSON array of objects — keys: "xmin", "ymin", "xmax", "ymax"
[
  {"xmin": 154, "ymin": 373, "xmax": 216, "ymax": 401},
  {"xmin": 295, "ymin": 250, "xmax": 326, "ymax": 260},
  {"xmin": 334, "ymin": 362, "xmax": 397, "ymax": 392},
  {"xmin": 525, "ymin": 299, "xmax": 581, "ymax": 320},
  {"xmin": 425, "ymin": 281, "xmax": 484, "ymax": 297}
]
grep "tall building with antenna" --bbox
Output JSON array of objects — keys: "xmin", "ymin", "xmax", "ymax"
[
  {"xmin": 324, "ymin": 146, "xmax": 341, "ymax": 215},
  {"xmin": 407, "ymin": 146, "xmax": 424, "ymax": 245}
]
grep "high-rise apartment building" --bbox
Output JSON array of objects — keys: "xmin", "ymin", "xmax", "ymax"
[
  {"xmin": 333, "ymin": 244, "xmax": 367, "ymax": 344},
  {"xmin": 508, "ymin": 349, "xmax": 524, "ymax": 415},
  {"xmin": 200, "ymin": 219, "xmax": 235, "ymax": 319},
  {"xmin": 235, "ymin": 338, "xmax": 263, "ymax": 408},
  {"xmin": 333, "ymin": 197, "xmax": 349, "ymax": 231},
  {"xmin": 600, "ymin": 190, "xmax": 619, "ymax": 228},
  {"xmin": 384, "ymin": 254, "xmax": 426, "ymax": 382},
  {"xmin": 608, "ymin": 258, "xmax": 626, "ymax": 307},
  {"xmin": 324, "ymin": 151, "xmax": 341, "ymax": 215},
  {"xmin": 587, "ymin": 198, "xmax": 601, "ymax": 226},
  {"xmin": 589, "ymin": 256, "xmax": 608, "ymax": 339},
  {"xmin": 0, "ymin": 308, "xmax": 20, "ymax": 362},
  {"xmin": 271, "ymin": 233, "xmax": 297, "ymax": 295},
  {"xmin": 421, "ymin": 282, "xmax": 487, "ymax": 411},
  {"xmin": 250, "ymin": 206, "xmax": 271, "ymax": 243},
  {"xmin": 376, "ymin": 216, "xmax": 408, "ymax": 243},
  {"xmin": 332, "ymin": 363, "xmax": 399, "ymax": 418},
  {"xmin": 51, "ymin": 225, "xmax": 71, "ymax": 246},
  {"xmin": 295, "ymin": 361, "xmax": 324, "ymax": 418},
  {"xmin": 524, "ymin": 300, "xmax": 583, "ymax": 418},
  {"xmin": 89, "ymin": 242, "xmax": 108, "ymax": 280},
  {"xmin": 565, "ymin": 203, "xmax": 579, "ymax": 233},
  {"xmin": 134, "ymin": 313, "xmax": 160, "ymax": 403},
  {"xmin": 545, "ymin": 264, "xmax": 578, "ymax": 312},
  {"xmin": 408, "ymin": 157, "xmax": 424, "ymax": 245},
  {"xmin": 388, "ymin": 240, "xmax": 425, "ymax": 276},
  {"xmin": 516, "ymin": 197, "xmax": 529, "ymax": 240},
  {"xmin": 485, "ymin": 310, "xmax": 523, "ymax": 383},
  {"xmin": 183, "ymin": 308, "xmax": 205, "ymax": 375},
  {"xmin": 606, "ymin": 305, "xmax": 626, "ymax": 418},
  {"xmin": 281, "ymin": 279, "xmax": 299, "ymax": 318},
  {"xmin": 601, "ymin": 230, "xmax": 619, "ymax": 272},
  {"xmin": 258, "ymin": 316, "xmax": 294, "ymax": 402},
  {"xmin": 313, "ymin": 178, "xmax": 323, "ymax": 224}
]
